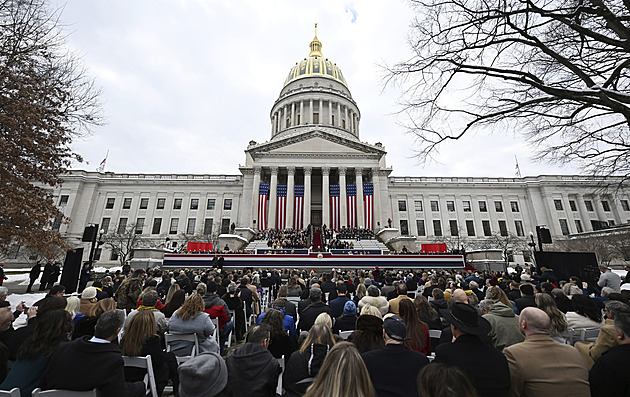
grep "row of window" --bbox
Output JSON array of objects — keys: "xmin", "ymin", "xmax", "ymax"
[
  {"xmin": 401, "ymin": 219, "xmax": 525, "ymax": 238},
  {"xmin": 101, "ymin": 217, "xmax": 223, "ymax": 236},
  {"xmin": 554, "ymin": 199, "xmax": 629, "ymax": 212},
  {"xmin": 103, "ymin": 197, "xmax": 232, "ymax": 211},
  {"xmin": 399, "ymin": 200, "xmax": 520, "ymax": 213}
]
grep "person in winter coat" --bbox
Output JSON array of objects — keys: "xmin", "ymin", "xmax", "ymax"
[
  {"xmin": 332, "ymin": 301, "xmax": 358, "ymax": 334},
  {"xmin": 168, "ymin": 293, "xmax": 220, "ymax": 356},
  {"xmin": 480, "ymin": 299, "xmax": 525, "ymax": 351},
  {"xmin": 26, "ymin": 262, "xmax": 41, "ymax": 293},
  {"xmin": 429, "ymin": 288, "xmax": 448, "ymax": 312},
  {"xmin": 38, "ymin": 261, "xmax": 54, "ymax": 291},
  {"xmin": 260, "ymin": 308, "xmax": 296, "ymax": 359},
  {"xmin": 358, "ymin": 286, "xmax": 389, "ymax": 316},
  {"xmin": 283, "ymin": 324, "xmax": 336, "ymax": 397},
  {"xmin": 222, "ymin": 283, "xmax": 246, "ymax": 341},
  {"xmin": 115, "ymin": 275, "xmax": 144, "ymax": 313},
  {"xmin": 225, "ymin": 324, "xmax": 281, "ymax": 397},
  {"xmin": 201, "ymin": 281, "xmax": 234, "ymax": 355}
]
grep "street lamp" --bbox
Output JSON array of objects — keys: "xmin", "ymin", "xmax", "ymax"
[
  {"xmin": 528, "ymin": 231, "xmax": 536, "ymax": 252},
  {"xmin": 88, "ymin": 225, "xmax": 104, "ymax": 266}
]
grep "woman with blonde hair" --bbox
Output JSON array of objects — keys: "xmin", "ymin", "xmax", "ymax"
[
  {"xmin": 165, "ymin": 283, "xmax": 181, "ymax": 305},
  {"xmin": 303, "ymin": 341, "xmax": 375, "ymax": 397},
  {"xmin": 90, "ymin": 297, "xmax": 117, "ymax": 318},
  {"xmin": 283, "ymin": 324, "xmax": 336, "ymax": 397},
  {"xmin": 65, "ymin": 296, "xmax": 84, "ymax": 324},
  {"xmin": 167, "ymin": 293, "xmax": 219, "ymax": 356},
  {"xmin": 314, "ymin": 312, "xmax": 333, "ymax": 329},
  {"xmin": 121, "ymin": 310, "xmax": 178, "ymax": 395},
  {"xmin": 353, "ymin": 283, "xmax": 367, "ymax": 306},
  {"xmin": 489, "ymin": 286, "xmax": 515, "ymax": 311},
  {"xmin": 360, "ymin": 304, "xmax": 383, "ymax": 319},
  {"xmin": 535, "ymin": 292, "xmax": 568, "ymax": 338}
]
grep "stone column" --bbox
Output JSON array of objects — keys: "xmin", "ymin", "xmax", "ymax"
[
  {"xmin": 372, "ymin": 168, "xmax": 382, "ymax": 229},
  {"xmin": 269, "ymin": 167, "xmax": 278, "ymax": 229},
  {"xmin": 309, "ymin": 99, "xmax": 313, "ymax": 124},
  {"xmin": 593, "ymin": 194, "xmax": 607, "ymax": 225},
  {"xmin": 300, "ymin": 101, "xmax": 304, "ymax": 125},
  {"xmin": 337, "ymin": 103, "xmax": 341, "ymax": 127},
  {"xmin": 251, "ymin": 167, "xmax": 261, "ymax": 229},
  {"xmin": 319, "ymin": 99, "xmax": 323, "ymax": 124},
  {"xmin": 291, "ymin": 102, "xmax": 296, "ymax": 127},
  {"xmin": 287, "ymin": 167, "xmax": 295, "ymax": 229},
  {"xmin": 339, "ymin": 167, "xmax": 347, "ymax": 228},
  {"xmin": 322, "ymin": 167, "xmax": 331, "ymax": 227},
  {"xmin": 271, "ymin": 114, "xmax": 275, "ymax": 135},
  {"xmin": 304, "ymin": 167, "xmax": 312, "ymax": 226},
  {"xmin": 576, "ymin": 194, "xmax": 592, "ymax": 231},
  {"xmin": 344, "ymin": 107, "xmax": 348, "ymax": 130},
  {"xmin": 328, "ymin": 101, "xmax": 332, "ymax": 125},
  {"xmin": 356, "ymin": 168, "xmax": 364, "ymax": 228}
]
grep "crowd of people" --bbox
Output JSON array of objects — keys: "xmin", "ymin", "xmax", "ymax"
[{"xmin": 0, "ymin": 261, "xmax": 628, "ymax": 396}]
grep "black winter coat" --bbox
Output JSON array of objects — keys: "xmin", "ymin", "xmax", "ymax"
[{"xmin": 225, "ymin": 343, "xmax": 280, "ymax": 397}]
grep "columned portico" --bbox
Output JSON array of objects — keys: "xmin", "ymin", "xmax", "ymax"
[
  {"xmin": 322, "ymin": 167, "xmax": 330, "ymax": 226},
  {"xmin": 251, "ymin": 166, "xmax": 261, "ymax": 228},
  {"xmin": 304, "ymin": 166, "xmax": 312, "ymax": 226}
]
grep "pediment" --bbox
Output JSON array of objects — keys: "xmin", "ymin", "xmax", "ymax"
[{"xmin": 247, "ymin": 129, "xmax": 385, "ymax": 158}]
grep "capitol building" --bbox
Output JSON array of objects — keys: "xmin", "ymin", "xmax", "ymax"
[{"xmin": 47, "ymin": 28, "xmax": 630, "ymax": 265}]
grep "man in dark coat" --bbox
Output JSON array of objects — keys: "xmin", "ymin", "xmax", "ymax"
[
  {"xmin": 362, "ymin": 315, "xmax": 429, "ymax": 397},
  {"xmin": 514, "ymin": 284, "xmax": 537, "ymax": 313},
  {"xmin": 277, "ymin": 286, "xmax": 297, "ymax": 323},
  {"xmin": 225, "ymin": 324, "xmax": 281, "ymax": 396},
  {"xmin": 78, "ymin": 262, "xmax": 92, "ymax": 293},
  {"xmin": 436, "ymin": 303, "xmax": 510, "ymax": 397},
  {"xmin": 298, "ymin": 288, "xmax": 333, "ymax": 332},
  {"xmin": 26, "ymin": 262, "xmax": 41, "ymax": 293},
  {"xmin": 40, "ymin": 310, "xmax": 143, "ymax": 396},
  {"xmin": 328, "ymin": 283, "xmax": 350, "ymax": 318},
  {"xmin": 38, "ymin": 260, "xmax": 54, "ymax": 291},
  {"xmin": 589, "ymin": 312, "xmax": 630, "ymax": 397},
  {"xmin": 46, "ymin": 261, "xmax": 61, "ymax": 289}
]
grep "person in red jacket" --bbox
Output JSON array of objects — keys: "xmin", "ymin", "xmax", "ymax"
[{"xmin": 201, "ymin": 281, "xmax": 233, "ymax": 355}]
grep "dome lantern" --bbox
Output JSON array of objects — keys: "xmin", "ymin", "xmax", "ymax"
[{"xmin": 309, "ymin": 23, "xmax": 322, "ymax": 57}]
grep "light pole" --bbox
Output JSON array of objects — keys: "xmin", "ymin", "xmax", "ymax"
[{"xmin": 88, "ymin": 224, "xmax": 104, "ymax": 266}]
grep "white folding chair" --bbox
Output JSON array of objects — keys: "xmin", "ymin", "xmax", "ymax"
[
  {"xmin": 164, "ymin": 332, "xmax": 199, "ymax": 363},
  {"xmin": 339, "ymin": 330, "xmax": 353, "ymax": 340},
  {"xmin": 579, "ymin": 328, "xmax": 600, "ymax": 342},
  {"xmin": 123, "ymin": 355, "xmax": 158, "ymax": 397},
  {"xmin": 276, "ymin": 355, "xmax": 285, "ymax": 396},
  {"xmin": 429, "ymin": 329, "xmax": 442, "ymax": 339},
  {"xmin": 0, "ymin": 388, "xmax": 19, "ymax": 397},
  {"xmin": 211, "ymin": 317, "xmax": 220, "ymax": 344},
  {"xmin": 32, "ymin": 389, "xmax": 100, "ymax": 396},
  {"xmin": 286, "ymin": 296, "xmax": 301, "ymax": 304},
  {"xmin": 560, "ymin": 328, "xmax": 575, "ymax": 345}
]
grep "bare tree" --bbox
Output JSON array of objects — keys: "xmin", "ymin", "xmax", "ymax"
[
  {"xmin": 388, "ymin": 0, "xmax": 630, "ymax": 179},
  {"xmin": 0, "ymin": 0, "xmax": 102, "ymax": 256},
  {"xmin": 102, "ymin": 222, "xmax": 144, "ymax": 266},
  {"xmin": 433, "ymin": 226, "xmax": 474, "ymax": 253},
  {"xmin": 476, "ymin": 232, "xmax": 528, "ymax": 266}
]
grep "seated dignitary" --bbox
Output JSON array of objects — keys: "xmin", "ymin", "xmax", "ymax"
[
  {"xmin": 435, "ymin": 302, "xmax": 510, "ymax": 397},
  {"xmin": 40, "ymin": 310, "xmax": 144, "ymax": 396},
  {"xmin": 225, "ymin": 324, "xmax": 281, "ymax": 396},
  {"xmin": 589, "ymin": 312, "xmax": 630, "ymax": 397},
  {"xmin": 361, "ymin": 315, "xmax": 429, "ymax": 397},
  {"xmin": 503, "ymin": 307, "xmax": 590, "ymax": 397}
]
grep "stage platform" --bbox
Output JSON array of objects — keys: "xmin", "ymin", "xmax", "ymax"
[{"xmin": 163, "ymin": 252, "xmax": 465, "ymax": 270}]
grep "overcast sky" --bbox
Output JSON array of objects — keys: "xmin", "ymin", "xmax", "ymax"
[{"xmin": 51, "ymin": 0, "xmax": 579, "ymax": 178}]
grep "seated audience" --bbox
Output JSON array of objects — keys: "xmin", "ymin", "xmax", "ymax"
[
  {"xmin": 504, "ymin": 307, "xmax": 591, "ymax": 396},
  {"xmin": 328, "ymin": 284, "xmax": 350, "ymax": 318},
  {"xmin": 124, "ymin": 290, "xmax": 168, "ymax": 336},
  {"xmin": 514, "ymin": 284, "xmax": 537, "ymax": 313},
  {"xmin": 78, "ymin": 286, "xmax": 98, "ymax": 315},
  {"xmin": 260, "ymin": 308, "xmax": 296, "ymax": 359},
  {"xmin": 435, "ymin": 303, "xmax": 510, "ymax": 397},
  {"xmin": 0, "ymin": 310, "xmax": 71, "ymax": 397},
  {"xmin": 359, "ymin": 286, "xmax": 389, "ymax": 316},
  {"xmin": 257, "ymin": 299, "xmax": 296, "ymax": 340},
  {"xmin": 201, "ymin": 281, "xmax": 234, "ymax": 355},
  {"xmin": 332, "ymin": 301, "xmax": 357, "ymax": 334},
  {"xmin": 303, "ymin": 341, "xmax": 376, "ymax": 397},
  {"xmin": 388, "ymin": 284, "xmax": 412, "ymax": 316},
  {"xmin": 535, "ymin": 292, "xmax": 568, "ymax": 341},
  {"xmin": 566, "ymin": 294, "xmax": 605, "ymax": 338},
  {"xmin": 178, "ymin": 351, "xmax": 228, "ymax": 397},
  {"xmin": 348, "ymin": 311, "xmax": 384, "ymax": 354},
  {"xmin": 479, "ymin": 299, "xmax": 524, "ymax": 351},
  {"xmin": 416, "ymin": 363, "xmax": 479, "ymax": 397},
  {"xmin": 168, "ymin": 293, "xmax": 220, "ymax": 356},
  {"xmin": 399, "ymin": 299, "xmax": 431, "ymax": 355},
  {"xmin": 589, "ymin": 312, "xmax": 630, "ymax": 397},
  {"xmin": 283, "ymin": 324, "xmax": 336, "ymax": 397},
  {"xmin": 225, "ymin": 324, "xmax": 281, "ymax": 396},
  {"xmin": 362, "ymin": 315, "xmax": 429, "ymax": 397},
  {"xmin": 162, "ymin": 289, "xmax": 186, "ymax": 318},
  {"xmin": 65, "ymin": 296, "xmax": 85, "ymax": 325},
  {"xmin": 298, "ymin": 288, "xmax": 333, "ymax": 332}
]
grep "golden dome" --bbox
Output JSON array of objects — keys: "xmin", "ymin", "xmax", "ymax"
[{"xmin": 284, "ymin": 24, "xmax": 347, "ymax": 87}]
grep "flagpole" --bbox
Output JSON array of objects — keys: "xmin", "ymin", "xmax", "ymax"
[{"xmin": 515, "ymin": 155, "xmax": 522, "ymax": 178}]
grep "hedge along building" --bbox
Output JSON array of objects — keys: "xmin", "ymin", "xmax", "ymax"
[{"xmin": 28, "ymin": 27, "xmax": 630, "ymax": 266}]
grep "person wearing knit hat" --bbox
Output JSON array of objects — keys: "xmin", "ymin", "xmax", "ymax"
[
  {"xmin": 332, "ymin": 301, "xmax": 357, "ymax": 334},
  {"xmin": 79, "ymin": 286, "xmax": 98, "ymax": 316},
  {"xmin": 179, "ymin": 352, "xmax": 227, "ymax": 397}
]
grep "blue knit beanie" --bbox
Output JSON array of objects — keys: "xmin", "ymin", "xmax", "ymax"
[{"xmin": 343, "ymin": 300, "xmax": 357, "ymax": 316}]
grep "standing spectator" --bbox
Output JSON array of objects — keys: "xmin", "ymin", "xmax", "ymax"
[
  {"xmin": 303, "ymin": 342, "xmax": 376, "ymax": 397},
  {"xmin": 26, "ymin": 261, "xmax": 41, "ymax": 293},
  {"xmin": 361, "ymin": 315, "xmax": 429, "ymax": 397},
  {"xmin": 38, "ymin": 261, "xmax": 54, "ymax": 291},
  {"xmin": 597, "ymin": 264, "xmax": 621, "ymax": 293},
  {"xmin": 503, "ymin": 307, "xmax": 590, "ymax": 397},
  {"xmin": 225, "ymin": 324, "xmax": 281, "ymax": 396},
  {"xmin": 222, "ymin": 282, "xmax": 246, "ymax": 342},
  {"xmin": 78, "ymin": 262, "xmax": 92, "ymax": 293},
  {"xmin": 46, "ymin": 261, "xmax": 61, "ymax": 289},
  {"xmin": 589, "ymin": 312, "xmax": 630, "ymax": 397},
  {"xmin": 435, "ymin": 303, "xmax": 510, "ymax": 397}
]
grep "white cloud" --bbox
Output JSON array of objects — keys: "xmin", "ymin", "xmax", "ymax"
[{"xmin": 53, "ymin": 0, "xmax": 579, "ymax": 177}]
